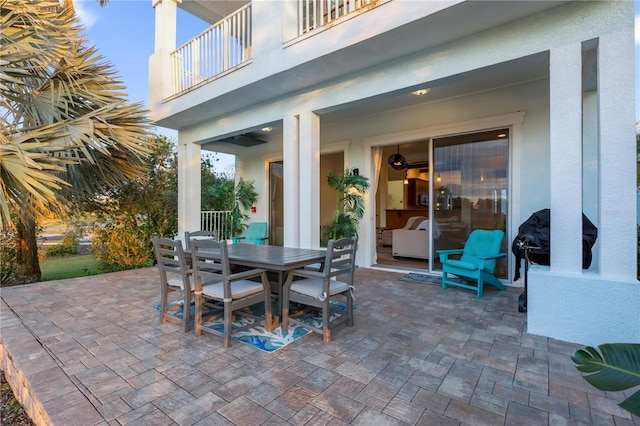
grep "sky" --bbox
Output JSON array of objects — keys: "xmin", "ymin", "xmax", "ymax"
[
  {"xmin": 74, "ymin": 0, "xmax": 235, "ymax": 173},
  {"xmin": 75, "ymin": 1, "xmax": 640, "ymax": 143}
]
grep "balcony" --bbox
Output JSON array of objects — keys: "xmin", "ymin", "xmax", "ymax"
[
  {"xmin": 299, "ymin": 0, "xmax": 381, "ymax": 34},
  {"xmin": 171, "ymin": 4, "xmax": 252, "ymax": 95},
  {"xmin": 170, "ymin": 0, "xmax": 385, "ymax": 95}
]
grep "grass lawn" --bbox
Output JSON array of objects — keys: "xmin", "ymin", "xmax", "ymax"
[{"xmin": 40, "ymin": 255, "xmax": 103, "ymax": 281}]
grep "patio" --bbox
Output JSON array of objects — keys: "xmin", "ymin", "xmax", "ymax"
[{"xmin": 1, "ymin": 267, "xmax": 635, "ymax": 425}]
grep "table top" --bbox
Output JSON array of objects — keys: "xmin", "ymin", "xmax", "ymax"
[{"xmin": 200, "ymin": 244, "xmax": 327, "ymax": 272}]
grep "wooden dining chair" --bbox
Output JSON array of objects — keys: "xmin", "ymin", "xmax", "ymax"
[
  {"xmin": 190, "ymin": 238, "xmax": 274, "ymax": 347},
  {"xmin": 184, "ymin": 230, "xmax": 219, "ymax": 251},
  {"xmin": 152, "ymin": 237, "xmax": 196, "ymax": 332},
  {"xmin": 281, "ymin": 237, "xmax": 357, "ymax": 343}
]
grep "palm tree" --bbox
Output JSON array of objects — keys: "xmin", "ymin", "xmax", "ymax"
[
  {"xmin": 1, "ymin": 0, "xmax": 154, "ymax": 283},
  {"xmin": 322, "ymin": 168, "xmax": 370, "ymax": 243}
]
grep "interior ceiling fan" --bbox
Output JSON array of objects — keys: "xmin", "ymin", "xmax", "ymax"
[
  {"xmin": 388, "ymin": 145, "xmax": 428, "ymax": 170},
  {"xmin": 388, "ymin": 145, "xmax": 407, "ymax": 170}
]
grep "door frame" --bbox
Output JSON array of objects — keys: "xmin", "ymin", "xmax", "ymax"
[{"xmin": 362, "ymin": 111, "xmax": 526, "ymax": 282}]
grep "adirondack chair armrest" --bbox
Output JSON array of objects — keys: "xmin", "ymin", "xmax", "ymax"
[
  {"xmin": 437, "ymin": 249, "xmax": 464, "ymax": 262},
  {"xmin": 476, "ymin": 252, "xmax": 506, "ymax": 270},
  {"xmin": 477, "ymin": 253, "xmax": 507, "ymax": 260}
]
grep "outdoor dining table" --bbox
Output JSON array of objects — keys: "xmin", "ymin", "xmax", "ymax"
[{"xmin": 189, "ymin": 243, "xmax": 327, "ymax": 316}]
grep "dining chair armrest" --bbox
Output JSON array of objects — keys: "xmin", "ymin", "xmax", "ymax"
[
  {"xmin": 290, "ymin": 269, "xmax": 325, "ymax": 279},
  {"xmin": 229, "ymin": 268, "xmax": 268, "ymax": 281}
]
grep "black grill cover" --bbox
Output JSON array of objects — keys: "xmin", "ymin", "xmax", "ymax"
[{"xmin": 512, "ymin": 209, "xmax": 598, "ymax": 281}]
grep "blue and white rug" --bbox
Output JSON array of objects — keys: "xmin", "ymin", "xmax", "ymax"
[
  {"xmin": 154, "ymin": 301, "xmax": 343, "ymax": 353},
  {"xmin": 399, "ymin": 273, "xmax": 442, "ymax": 285}
]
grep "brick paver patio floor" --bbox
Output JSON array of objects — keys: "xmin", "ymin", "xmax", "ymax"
[{"xmin": 1, "ymin": 267, "xmax": 637, "ymax": 425}]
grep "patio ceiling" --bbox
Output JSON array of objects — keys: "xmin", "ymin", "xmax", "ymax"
[{"xmin": 202, "ymin": 52, "xmax": 551, "ymax": 152}]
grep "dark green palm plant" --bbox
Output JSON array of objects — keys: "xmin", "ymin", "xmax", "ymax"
[
  {"xmin": 322, "ymin": 168, "xmax": 369, "ymax": 244},
  {"xmin": 572, "ymin": 343, "xmax": 640, "ymax": 416},
  {"xmin": 227, "ymin": 178, "xmax": 258, "ymax": 239}
]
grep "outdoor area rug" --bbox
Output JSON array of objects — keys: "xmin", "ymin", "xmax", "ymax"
[
  {"xmin": 154, "ymin": 301, "xmax": 343, "ymax": 353},
  {"xmin": 398, "ymin": 272, "xmax": 442, "ymax": 286}
]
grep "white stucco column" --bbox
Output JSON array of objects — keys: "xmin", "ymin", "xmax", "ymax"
[
  {"xmin": 598, "ymin": 30, "xmax": 637, "ymax": 280},
  {"xmin": 298, "ymin": 111, "xmax": 321, "ymax": 248},
  {"xmin": 149, "ymin": 0, "xmax": 178, "ymax": 105},
  {"xmin": 177, "ymin": 140, "xmax": 201, "ymax": 243},
  {"xmin": 549, "ymin": 43, "xmax": 583, "ymax": 274},
  {"xmin": 283, "ymin": 115, "xmax": 300, "ymax": 247}
]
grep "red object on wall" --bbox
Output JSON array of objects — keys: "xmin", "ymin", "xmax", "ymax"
[{"xmin": 251, "ymin": 205, "xmax": 256, "ymax": 213}]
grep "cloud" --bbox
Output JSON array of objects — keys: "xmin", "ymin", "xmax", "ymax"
[{"xmin": 74, "ymin": 1, "xmax": 99, "ymax": 29}]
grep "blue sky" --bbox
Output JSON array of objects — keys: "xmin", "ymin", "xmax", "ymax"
[
  {"xmin": 76, "ymin": 0, "xmax": 640, "ymax": 131},
  {"xmin": 75, "ymin": 0, "xmax": 236, "ymax": 173}
]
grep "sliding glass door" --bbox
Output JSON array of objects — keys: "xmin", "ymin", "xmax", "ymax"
[{"xmin": 432, "ymin": 129, "xmax": 509, "ymax": 278}]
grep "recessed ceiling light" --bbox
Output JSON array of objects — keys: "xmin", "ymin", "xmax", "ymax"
[
  {"xmin": 411, "ymin": 88, "xmax": 430, "ymax": 96},
  {"xmin": 497, "ymin": 133, "xmax": 507, "ymax": 138},
  {"xmin": 261, "ymin": 127, "xmax": 273, "ymax": 132}
]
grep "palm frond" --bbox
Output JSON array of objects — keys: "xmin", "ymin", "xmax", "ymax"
[
  {"xmin": 572, "ymin": 343, "xmax": 640, "ymax": 417},
  {"xmin": 0, "ymin": 0, "xmax": 154, "ymax": 230}
]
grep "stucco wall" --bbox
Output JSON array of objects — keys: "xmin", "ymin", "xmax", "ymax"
[{"xmin": 528, "ymin": 268, "xmax": 640, "ymax": 346}]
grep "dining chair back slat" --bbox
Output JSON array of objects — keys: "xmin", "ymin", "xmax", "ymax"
[
  {"xmin": 152, "ymin": 237, "xmax": 194, "ymax": 332},
  {"xmin": 190, "ymin": 238, "xmax": 273, "ymax": 347},
  {"xmin": 184, "ymin": 230, "xmax": 219, "ymax": 251},
  {"xmin": 282, "ymin": 237, "xmax": 357, "ymax": 343}
]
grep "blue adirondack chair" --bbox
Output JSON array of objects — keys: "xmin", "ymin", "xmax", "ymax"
[
  {"xmin": 437, "ymin": 229, "xmax": 506, "ymax": 297},
  {"xmin": 232, "ymin": 222, "xmax": 269, "ymax": 245}
]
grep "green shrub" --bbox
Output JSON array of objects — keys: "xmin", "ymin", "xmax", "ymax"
[{"xmin": 90, "ymin": 223, "xmax": 154, "ymax": 272}]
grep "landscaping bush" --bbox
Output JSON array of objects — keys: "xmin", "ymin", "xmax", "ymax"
[{"xmin": 90, "ymin": 223, "xmax": 154, "ymax": 272}]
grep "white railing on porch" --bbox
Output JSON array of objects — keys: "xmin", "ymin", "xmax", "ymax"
[
  {"xmin": 298, "ymin": 0, "xmax": 380, "ymax": 34},
  {"xmin": 171, "ymin": 4, "xmax": 252, "ymax": 95},
  {"xmin": 201, "ymin": 210, "xmax": 232, "ymax": 240}
]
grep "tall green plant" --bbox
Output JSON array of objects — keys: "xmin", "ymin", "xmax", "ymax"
[
  {"xmin": 227, "ymin": 178, "xmax": 258, "ymax": 238},
  {"xmin": 322, "ymin": 168, "xmax": 369, "ymax": 244},
  {"xmin": 572, "ymin": 343, "xmax": 640, "ymax": 417}
]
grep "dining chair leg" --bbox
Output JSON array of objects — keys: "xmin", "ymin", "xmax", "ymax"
[
  {"xmin": 263, "ymin": 288, "xmax": 275, "ymax": 332},
  {"xmin": 322, "ymin": 300, "xmax": 331, "ymax": 343},
  {"xmin": 194, "ymin": 294, "xmax": 203, "ymax": 337},
  {"xmin": 160, "ymin": 285, "xmax": 169, "ymax": 324},
  {"xmin": 182, "ymin": 290, "xmax": 191, "ymax": 332},
  {"xmin": 347, "ymin": 293, "xmax": 354, "ymax": 327},
  {"xmin": 223, "ymin": 301, "xmax": 233, "ymax": 348},
  {"xmin": 281, "ymin": 297, "xmax": 289, "ymax": 332}
]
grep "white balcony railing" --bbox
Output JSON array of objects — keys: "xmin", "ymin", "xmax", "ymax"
[
  {"xmin": 171, "ymin": 4, "xmax": 252, "ymax": 95},
  {"xmin": 201, "ymin": 210, "xmax": 233, "ymax": 240},
  {"xmin": 299, "ymin": 0, "xmax": 378, "ymax": 34}
]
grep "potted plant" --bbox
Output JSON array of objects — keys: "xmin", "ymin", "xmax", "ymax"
[
  {"xmin": 322, "ymin": 168, "xmax": 370, "ymax": 245},
  {"xmin": 227, "ymin": 178, "xmax": 258, "ymax": 241}
]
